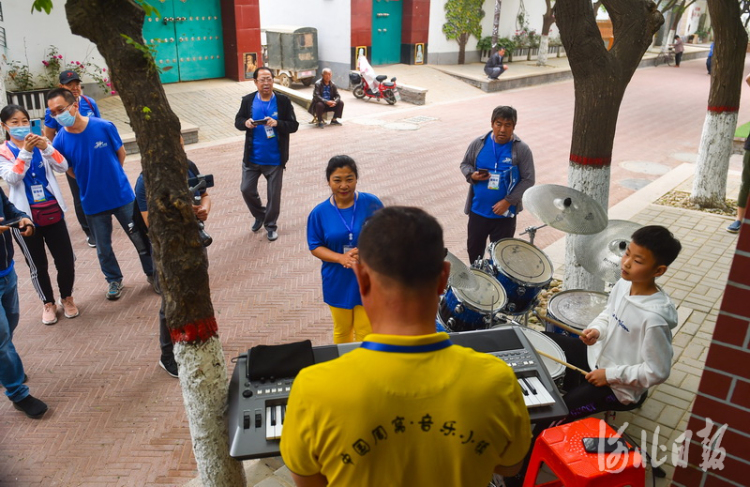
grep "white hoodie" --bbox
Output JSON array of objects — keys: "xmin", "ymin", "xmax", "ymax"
[{"xmin": 586, "ymin": 279, "xmax": 677, "ymax": 404}]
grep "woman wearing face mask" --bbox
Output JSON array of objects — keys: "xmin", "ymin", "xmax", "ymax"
[
  {"xmin": 307, "ymin": 155, "xmax": 383, "ymax": 343},
  {"xmin": 0, "ymin": 105, "xmax": 78, "ymax": 325}
]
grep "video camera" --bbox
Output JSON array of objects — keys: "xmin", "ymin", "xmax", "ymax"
[{"xmin": 188, "ymin": 174, "xmax": 215, "ymax": 247}]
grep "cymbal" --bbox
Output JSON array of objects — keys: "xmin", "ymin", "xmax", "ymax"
[
  {"xmin": 445, "ymin": 251, "xmax": 479, "ymax": 290},
  {"xmin": 522, "ymin": 184, "xmax": 608, "ymax": 235},
  {"xmin": 573, "ymin": 220, "xmax": 643, "ymax": 283}
]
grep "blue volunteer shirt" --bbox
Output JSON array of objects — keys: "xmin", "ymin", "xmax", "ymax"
[
  {"xmin": 251, "ymin": 94, "xmax": 281, "ymax": 166},
  {"xmin": 52, "ymin": 118, "xmax": 133, "ymax": 215},
  {"xmin": 471, "ymin": 136, "xmax": 516, "ymax": 219},
  {"xmin": 307, "ymin": 192, "xmax": 383, "ymax": 309},
  {"xmin": 44, "ymin": 95, "xmax": 100, "ymax": 133}
]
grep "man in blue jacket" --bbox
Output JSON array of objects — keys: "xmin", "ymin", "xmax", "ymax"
[
  {"xmin": 235, "ymin": 67, "xmax": 299, "ymax": 242},
  {"xmin": 0, "ymin": 189, "xmax": 47, "ymax": 418}
]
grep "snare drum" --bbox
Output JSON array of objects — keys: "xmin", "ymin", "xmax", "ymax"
[
  {"xmin": 439, "ymin": 268, "xmax": 507, "ymax": 332},
  {"xmin": 489, "ymin": 239, "xmax": 554, "ymax": 315},
  {"xmin": 546, "ymin": 290, "xmax": 609, "ymax": 336},
  {"xmin": 520, "ymin": 327, "xmax": 566, "ymax": 390}
]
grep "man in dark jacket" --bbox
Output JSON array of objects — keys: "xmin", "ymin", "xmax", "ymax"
[
  {"xmin": 0, "ymin": 189, "xmax": 47, "ymax": 418},
  {"xmin": 308, "ymin": 68, "xmax": 344, "ymax": 128},
  {"xmin": 484, "ymin": 47, "xmax": 509, "ymax": 80},
  {"xmin": 235, "ymin": 67, "xmax": 299, "ymax": 241}
]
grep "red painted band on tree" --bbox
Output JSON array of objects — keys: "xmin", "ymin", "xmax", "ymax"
[
  {"xmin": 707, "ymin": 106, "xmax": 739, "ymax": 113},
  {"xmin": 569, "ymin": 154, "xmax": 612, "ymax": 167},
  {"xmin": 170, "ymin": 317, "xmax": 219, "ymax": 343}
]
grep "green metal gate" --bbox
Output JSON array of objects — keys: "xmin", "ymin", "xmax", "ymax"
[
  {"xmin": 371, "ymin": 0, "xmax": 403, "ymax": 65},
  {"xmin": 143, "ymin": 0, "xmax": 225, "ymax": 84}
]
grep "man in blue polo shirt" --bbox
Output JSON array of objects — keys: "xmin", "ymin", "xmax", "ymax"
[
  {"xmin": 47, "ymin": 88, "xmax": 154, "ymax": 300},
  {"xmin": 43, "ymin": 70, "xmax": 101, "ymax": 248}
]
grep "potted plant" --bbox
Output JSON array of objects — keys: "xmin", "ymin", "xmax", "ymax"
[{"xmin": 5, "ymin": 45, "xmax": 112, "ymax": 117}]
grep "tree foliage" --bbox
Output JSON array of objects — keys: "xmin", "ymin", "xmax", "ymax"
[{"xmin": 443, "ymin": 0, "xmax": 485, "ymax": 64}]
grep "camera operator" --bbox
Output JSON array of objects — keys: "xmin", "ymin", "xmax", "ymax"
[{"xmin": 134, "ymin": 148, "xmax": 211, "ymax": 378}]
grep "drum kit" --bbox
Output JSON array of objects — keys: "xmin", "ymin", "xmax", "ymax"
[{"xmin": 437, "ymin": 184, "xmax": 643, "ymax": 389}]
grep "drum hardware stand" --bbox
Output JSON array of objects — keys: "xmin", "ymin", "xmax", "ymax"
[{"xmin": 519, "ymin": 224, "xmax": 547, "ymax": 245}]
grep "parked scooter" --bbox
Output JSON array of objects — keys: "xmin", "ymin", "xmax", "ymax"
[
  {"xmin": 350, "ymin": 72, "xmax": 400, "ymax": 105},
  {"xmin": 350, "ymin": 55, "xmax": 400, "ymax": 105}
]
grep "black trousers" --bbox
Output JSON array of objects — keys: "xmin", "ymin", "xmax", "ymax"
[
  {"xmin": 675, "ymin": 52, "xmax": 683, "ymax": 66},
  {"xmin": 12, "ymin": 219, "xmax": 75, "ymax": 304},
  {"xmin": 466, "ymin": 211, "xmax": 516, "ymax": 264},
  {"xmin": 313, "ymin": 100, "xmax": 344, "ymax": 120},
  {"xmin": 66, "ymin": 173, "xmax": 93, "ymax": 241}
]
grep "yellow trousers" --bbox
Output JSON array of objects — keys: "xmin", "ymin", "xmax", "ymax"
[{"xmin": 329, "ymin": 305, "xmax": 372, "ymax": 344}]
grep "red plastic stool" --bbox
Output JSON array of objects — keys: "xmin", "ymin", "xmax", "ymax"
[{"xmin": 522, "ymin": 418, "xmax": 645, "ymax": 487}]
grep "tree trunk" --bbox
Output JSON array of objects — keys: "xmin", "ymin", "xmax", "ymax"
[
  {"xmin": 492, "ymin": 0, "xmax": 502, "ymax": 51},
  {"xmin": 556, "ymin": 0, "xmax": 663, "ymax": 291},
  {"xmin": 0, "ymin": 62, "xmax": 7, "ymax": 113},
  {"xmin": 458, "ymin": 33, "xmax": 468, "ymax": 64},
  {"xmin": 537, "ymin": 36, "xmax": 550, "ymax": 66},
  {"xmin": 63, "ymin": 1, "xmax": 246, "ymax": 485},
  {"xmin": 691, "ymin": 0, "xmax": 747, "ymax": 208},
  {"xmin": 538, "ymin": 3, "xmax": 555, "ymax": 66}
]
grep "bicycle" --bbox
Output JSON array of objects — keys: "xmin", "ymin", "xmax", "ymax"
[{"xmin": 655, "ymin": 47, "xmax": 675, "ymax": 67}]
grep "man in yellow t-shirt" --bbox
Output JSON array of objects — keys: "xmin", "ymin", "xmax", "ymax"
[{"xmin": 281, "ymin": 206, "xmax": 531, "ymax": 486}]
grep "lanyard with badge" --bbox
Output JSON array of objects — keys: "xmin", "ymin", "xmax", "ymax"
[
  {"xmin": 260, "ymin": 94, "xmax": 276, "ymax": 139},
  {"xmin": 487, "ymin": 139, "xmax": 509, "ymax": 191},
  {"xmin": 10, "ymin": 141, "xmax": 47, "ymax": 202},
  {"xmin": 334, "ymin": 193, "xmax": 358, "ymax": 254}
]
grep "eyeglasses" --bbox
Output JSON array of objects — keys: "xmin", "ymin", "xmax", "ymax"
[
  {"xmin": 49, "ymin": 103, "xmax": 74, "ymax": 117},
  {"xmin": 256, "ymin": 77, "xmax": 274, "ymax": 83}
]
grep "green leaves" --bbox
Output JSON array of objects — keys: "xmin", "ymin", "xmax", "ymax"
[
  {"xmin": 31, "ymin": 0, "xmax": 53, "ymax": 14},
  {"xmin": 443, "ymin": 0, "xmax": 485, "ymax": 40}
]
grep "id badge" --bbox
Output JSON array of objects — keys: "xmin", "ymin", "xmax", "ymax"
[
  {"xmin": 343, "ymin": 245, "xmax": 354, "ymax": 254},
  {"xmin": 488, "ymin": 173, "xmax": 500, "ymax": 190},
  {"xmin": 264, "ymin": 125, "xmax": 276, "ymax": 139},
  {"xmin": 31, "ymin": 184, "xmax": 46, "ymax": 202}
]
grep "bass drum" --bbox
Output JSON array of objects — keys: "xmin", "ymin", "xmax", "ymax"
[{"xmin": 547, "ymin": 290, "xmax": 608, "ymax": 336}]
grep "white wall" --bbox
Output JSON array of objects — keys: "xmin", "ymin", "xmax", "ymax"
[
  {"xmin": 2, "ymin": 3, "xmax": 107, "ymax": 93},
  {"xmin": 429, "ymin": 0, "xmax": 552, "ymax": 65},
  {"xmin": 259, "ymin": 0, "xmax": 351, "ymax": 84}
]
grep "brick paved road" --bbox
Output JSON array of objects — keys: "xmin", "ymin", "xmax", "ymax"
[{"xmin": 1, "ymin": 56, "xmax": 748, "ymax": 486}]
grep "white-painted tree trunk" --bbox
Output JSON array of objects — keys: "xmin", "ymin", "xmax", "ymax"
[
  {"xmin": 176, "ymin": 338, "xmax": 247, "ymax": 487},
  {"xmin": 662, "ymin": 28, "xmax": 676, "ymax": 53},
  {"xmin": 691, "ymin": 110, "xmax": 737, "ymax": 206},
  {"xmin": 0, "ymin": 61, "xmax": 7, "ymax": 114},
  {"xmin": 564, "ymin": 164, "xmax": 609, "ymax": 292},
  {"xmin": 537, "ymin": 35, "xmax": 550, "ymax": 66}
]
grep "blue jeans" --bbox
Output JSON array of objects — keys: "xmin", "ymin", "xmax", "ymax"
[
  {"xmin": 87, "ymin": 201, "xmax": 154, "ymax": 283},
  {"xmin": 0, "ymin": 269, "xmax": 28, "ymax": 403}
]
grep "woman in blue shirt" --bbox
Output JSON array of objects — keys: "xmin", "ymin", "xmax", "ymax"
[
  {"xmin": 0, "ymin": 105, "xmax": 77, "ymax": 326},
  {"xmin": 307, "ymin": 156, "xmax": 383, "ymax": 343}
]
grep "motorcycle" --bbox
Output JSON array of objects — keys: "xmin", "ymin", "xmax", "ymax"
[{"xmin": 349, "ymin": 71, "xmax": 400, "ymax": 105}]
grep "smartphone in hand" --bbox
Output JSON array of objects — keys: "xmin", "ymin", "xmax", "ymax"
[
  {"xmin": 30, "ymin": 119, "xmax": 43, "ymax": 136},
  {"xmin": 476, "ymin": 169, "xmax": 490, "ymax": 176},
  {"xmin": 252, "ymin": 119, "xmax": 268, "ymax": 125}
]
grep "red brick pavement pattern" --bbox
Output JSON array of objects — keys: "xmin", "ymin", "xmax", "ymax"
[{"xmin": 1, "ymin": 57, "xmax": 748, "ymax": 486}]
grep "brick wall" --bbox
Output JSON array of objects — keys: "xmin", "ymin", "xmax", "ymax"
[{"xmin": 672, "ymin": 196, "xmax": 750, "ymax": 486}]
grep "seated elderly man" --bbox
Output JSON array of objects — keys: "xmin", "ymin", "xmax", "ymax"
[{"xmin": 309, "ymin": 68, "xmax": 344, "ymax": 128}]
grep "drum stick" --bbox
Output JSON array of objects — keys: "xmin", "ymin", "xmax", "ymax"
[
  {"xmin": 534, "ymin": 311, "xmax": 584, "ymax": 337},
  {"xmin": 535, "ymin": 349, "xmax": 588, "ymax": 376}
]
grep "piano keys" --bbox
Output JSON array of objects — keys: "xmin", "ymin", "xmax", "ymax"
[{"xmin": 228, "ymin": 326, "xmax": 569, "ymax": 460}]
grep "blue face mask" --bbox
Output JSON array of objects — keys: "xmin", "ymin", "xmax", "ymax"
[
  {"xmin": 55, "ymin": 109, "xmax": 76, "ymax": 127},
  {"xmin": 8, "ymin": 126, "xmax": 31, "ymax": 140}
]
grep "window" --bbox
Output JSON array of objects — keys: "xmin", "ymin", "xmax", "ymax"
[{"xmin": 0, "ymin": 27, "xmax": 5, "ymax": 49}]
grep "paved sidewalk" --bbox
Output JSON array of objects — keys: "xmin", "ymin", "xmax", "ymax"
[
  {"xmin": 188, "ymin": 162, "xmax": 742, "ymax": 487},
  {"xmin": 0, "ymin": 50, "xmax": 742, "ymax": 486}
]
